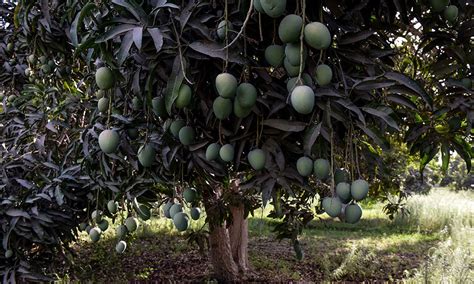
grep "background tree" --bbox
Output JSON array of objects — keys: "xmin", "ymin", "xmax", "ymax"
[{"xmin": 1, "ymin": 0, "xmax": 472, "ymax": 281}]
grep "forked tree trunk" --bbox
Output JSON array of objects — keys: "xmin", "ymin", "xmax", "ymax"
[{"xmin": 202, "ymin": 179, "xmax": 250, "ymax": 282}]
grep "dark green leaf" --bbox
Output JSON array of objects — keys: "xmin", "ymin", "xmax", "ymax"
[
  {"xmin": 147, "ymin": 28, "xmax": 163, "ymax": 52},
  {"xmin": 164, "ymin": 56, "xmax": 184, "ymax": 114},
  {"xmin": 303, "ymin": 122, "xmax": 322, "ymax": 155},
  {"xmin": 441, "ymin": 143, "xmax": 450, "ymax": 173},
  {"xmin": 386, "ymin": 94, "xmax": 417, "ymax": 110},
  {"xmin": 356, "ymin": 122, "xmax": 390, "ymax": 150},
  {"xmin": 262, "ymin": 179, "xmax": 276, "ymax": 207},
  {"xmin": 15, "ymin": 178, "xmax": 34, "ymax": 189},
  {"xmin": 112, "ymin": 0, "xmax": 148, "ymax": 24},
  {"xmin": 385, "ymin": 72, "xmax": 433, "ymax": 109},
  {"xmin": 353, "ymin": 79, "xmax": 395, "ymax": 91},
  {"xmin": 132, "ymin": 26, "xmax": 143, "ymax": 50},
  {"xmin": 6, "ymin": 208, "xmax": 31, "ymax": 219},
  {"xmin": 179, "ymin": 0, "xmax": 194, "ymax": 32},
  {"xmin": 70, "ymin": 3, "xmax": 96, "ymax": 47},
  {"xmin": 419, "ymin": 145, "xmax": 438, "ymax": 173},
  {"xmin": 95, "ymin": 24, "xmax": 137, "ymax": 43},
  {"xmin": 451, "ymin": 137, "xmax": 472, "ymax": 172},
  {"xmin": 339, "ymin": 30, "xmax": 375, "ymax": 45},
  {"xmin": 335, "ymin": 99, "xmax": 366, "ymax": 125},
  {"xmin": 189, "ymin": 40, "xmax": 246, "ymax": 64},
  {"xmin": 117, "ymin": 30, "xmax": 134, "ymax": 65},
  {"xmin": 262, "ymin": 119, "xmax": 307, "ymax": 132},
  {"xmin": 362, "ymin": 107, "xmax": 399, "ymax": 130}
]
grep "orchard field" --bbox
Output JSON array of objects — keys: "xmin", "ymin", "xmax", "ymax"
[
  {"xmin": 1, "ymin": 0, "xmax": 473, "ymax": 283},
  {"xmin": 53, "ymin": 188, "xmax": 473, "ymax": 282}
]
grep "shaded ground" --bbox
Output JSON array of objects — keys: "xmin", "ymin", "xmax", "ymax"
[{"xmin": 55, "ymin": 202, "xmax": 441, "ymax": 282}]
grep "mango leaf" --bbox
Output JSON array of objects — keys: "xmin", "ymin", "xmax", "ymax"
[
  {"xmin": 360, "ymin": 140, "xmax": 380, "ymax": 155},
  {"xmin": 147, "ymin": 28, "xmax": 163, "ymax": 52},
  {"xmin": 132, "ymin": 26, "xmax": 143, "ymax": 50},
  {"xmin": 419, "ymin": 145, "xmax": 438, "ymax": 173},
  {"xmin": 405, "ymin": 124, "xmax": 429, "ymax": 142},
  {"xmin": 362, "ymin": 107, "xmax": 399, "ymax": 130},
  {"xmin": 356, "ymin": 122, "xmax": 390, "ymax": 150},
  {"xmin": 189, "ymin": 40, "xmax": 246, "ymax": 64},
  {"xmin": 441, "ymin": 143, "xmax": 450, "ymax": 173},
  {"xmin": 55, "ymin": 187, "xmax": 64, "ymax": 206},
  {"xmin": 132, "ymin": 197, "xmax": 146, "ymax": 216},
  {"xmin": 15, "ymin": 178, "xmax": 34, "ymax": 189},
  {"xmin": 262, "ymin": 178, "xmax": 276, "ymax": 207},
  {"xmin": 117, "ymin": 30, "xmax": 134, "ymax": 65},
  {"xmin": 386, "ymin": 94, "xmax": 417, "ymax": 110},
  {"xmin": 95, "ymin": 24, "xmax": 137, "ymax": 43},
  {"xmin": 337, "ymin": 49, "xmax": 374, "ymax": 65},
  {"xmin": 303, "ymin": 122, "xmax": 322, "ymax": 155},
  {"xmin": 3, "ymin": 217, "xmax": 18, "ymax": 250},
  {"xmin": 451, "ymin": 137, "xmax": 472, "ymax": 172},
  {"xmin": 112, "ymin": 0, "xmax": 148, "ymax": 24},
  {"xmin": 31, "ymin": 220, "xmax": 45, "ymax": 239},
  {"xmin": 179, "ymin": 0, "xmax": 194, "ymax": 32},
  {"xmin": 6, "ymin": 208, "xmax": 31, "ymax": 219},
  {"xmin": 74, "ymin": 37, "xmax": 96, "ymax": 56},
  {"xmin": 339, "ymin": 30, "xmax": 375, "ymax": 45},
  {"xmin": 315, "ymin": 88, "xmax": 343, "ymax": 97},
  {"xmin": 164, "ymin": 56, "xmax": 184, "ymax": 114},
  {"xmin": 385, "ymin": 72, "xmax": 433, "ymax": 109},
  {"xmin": 352, "ymin": 76, "xmax": 393, "ymax": 91},
  {"xmin": 335, "ymin": 99, "xmax": 366, "ymax": 125},
  {"xmin": 262, "ymin": 119, "xmax": 306, "ymax": 132},
  {"xmin": 70, "ymin": 2, "xmax": 96, "ymax": 47}
]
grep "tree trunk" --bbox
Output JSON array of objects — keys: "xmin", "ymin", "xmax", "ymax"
[
  {"xmin": 207, "ymin": 220, "xmax": 239, "ymax": 281},
  {"xmin": 229, "ymin": 203, "xmax": 249, "ymax": 273},
  {"xmin": 201, "ymin": 178, "xmax": 251, "ymax": 281},
  {"xmin": 203, "ymin": 185, "xmax": 239, "ymax": 282}
]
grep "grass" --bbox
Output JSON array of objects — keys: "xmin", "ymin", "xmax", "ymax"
[
  {"xmin": 393, "ymin": 189, "xmax": 474, "ymax": 232},
  {"xmin": 398, "ymin": 189, "xmax": 474, "ymax": 283},
  {"xmin": 54, "ymin": 189, "xmax": 473, "ymax": 282}
]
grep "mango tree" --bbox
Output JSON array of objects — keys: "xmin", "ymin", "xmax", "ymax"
[{"xmin": 1, "ymin": 0, "xmax": 472, "ymax": 281}]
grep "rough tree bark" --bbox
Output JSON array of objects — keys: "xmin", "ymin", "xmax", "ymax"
[
  {"xmin": 229, "ymin": 179, "xmax": 249, "ymax": 273},
  {"xmin": 202, "ymin": 179, "xmax": 250, "ymax": 281},
  {"xmin": 229, "ymin": 203, "xmax": 249, "ymax": 273},
  {"xmin": 207, "ymin": 218, "xmax": 239, "ymax": 281}
]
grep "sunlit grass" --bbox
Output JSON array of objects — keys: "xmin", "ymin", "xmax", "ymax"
[
  {"xmin": 400, "ymin": 189, "xmax": 474, "ymax": 283},
  {"xmin": 393, "ymin": 189, "xmax": 474, "ymax": 232}
]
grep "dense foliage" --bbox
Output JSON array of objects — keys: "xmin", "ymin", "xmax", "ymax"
[{"xmin": 1, "ymin": 0, "xmax": 472, "ymax": 281}]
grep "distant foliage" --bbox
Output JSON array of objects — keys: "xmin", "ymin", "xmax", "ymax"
[{"xmin": 439, "ymin": 154, "xmax": 474, "ymax": 191}]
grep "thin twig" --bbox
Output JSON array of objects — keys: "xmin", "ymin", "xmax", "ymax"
[
  {"xmin": 327, "ymin": 100, "xmax": 335, "ymax": 196},
  {"xmin": 224, "ymin": 0, "xmax": 229, "ymax": 71},
  {"xmin": 170, "ymin": 15, "xmax": 193, "ymax": 85},
  {"xmin": 256, "ymin": 116, "xmax": 260, "ymax": 148},
  {"xmin": 106, "ymin": 90, "xmax": 112, "ymax": 127},
  {"xmin": 349, "ymin": 121, "xmax": 355, "ymax": 180},
  {"xmin": 219, "ymin": 0, "xmax": 254, "ymax": 50},
  {"xmin": 218, "ymin": 120, "xmax": 223, "ymax": 145},
  {"xmin": 296, "ymin": 0, "xmax": 306, "ymax": 84},
  {"xmin": 355, "ymin": 136, "xmax": 361, "ymax": 178},
  {"xmin": 334, "ymin": 52, "xmax": 348, "ymax": 96},
  {"xmin": 319, "ymin": 1, "xmax": 324, "ymax": 23},
  {"xmin": 316, "ymin": 50, "xmax": 324, "ymax": 66}
]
